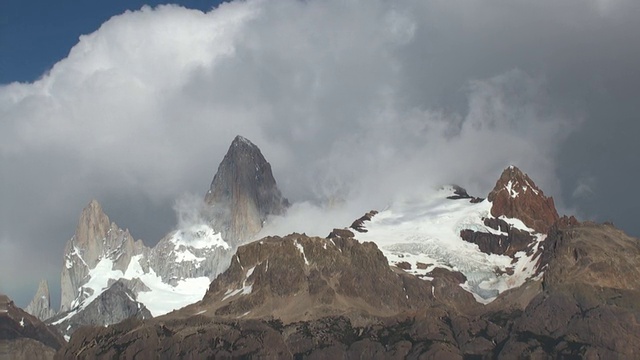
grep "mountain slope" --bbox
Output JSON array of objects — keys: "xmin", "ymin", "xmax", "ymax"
[
  {"xmin": 190, "ymin": 230, "xmax": 476, "ymax": 322},
  {"xmin": 0, "ymin": 295, "xmax": 65, "ymax": 360}
]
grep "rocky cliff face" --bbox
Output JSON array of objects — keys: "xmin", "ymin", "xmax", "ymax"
[
  {"xmin": 51, "ymin": 136, "xmax": 287, "ymax": 338},
  {"xmin": 54, "ymin": 136, "xmax": 288, "ymax": 336},
  {"xmin": 454, "ymin": 167, "xmax": 559, "ymax": 283},
  {"xmin": 60, "ymin": 200, "xmax": 148, "ymax": 312},
  {"xmin": 0, "ymin": 294, "xmax": 65, "ymax": 360},
  {"xmin": 195, "ymin": 230, "xmax": 475, "ymax": 322},
  {"xmin": 147, "ymin": 225, "xmax": 232, "ymax": 287},
  {"xmin": 49, "ymin": 280, "xmax": 151, "ymax": 338},
  {"xmin": 487, "ymin": 166, "xmax": 559, "ymax": 233},
  {"xmin": 204, "ymin": 135, "xmax": 289, "ymax": 245},
  {"xmin": 25, "ymin": 280, "xmax": 55, "ymax": 321}
]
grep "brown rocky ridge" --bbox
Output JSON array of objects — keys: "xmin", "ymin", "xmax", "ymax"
[
  {"xmin": 487, "ymin": 166, "xmax": 559, "ymax": 233},
  {"xmin": 0, "ymin": 294, "xmax": 65, "ymax": 360},
  {"xmin": 193, "ymin": 229, "xmax": 477, "ymax": 322}
]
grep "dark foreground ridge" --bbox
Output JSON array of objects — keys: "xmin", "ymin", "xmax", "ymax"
[{"xmin": 0, "ymin": 294, "xmax": 65, "ymax": 360}]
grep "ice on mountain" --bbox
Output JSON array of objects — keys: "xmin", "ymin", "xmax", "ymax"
[
  {"xmin": 169, "ymin": 224, "xmax": 230, "ymax": 251},
  {"xmin": 294, "ymin": 240, "xmax": 309, "ymax": 265},
  {"xmin": 355, "ymin": 188, "xmax": 546, "ymax": 303},
  {"xmin": 505, "ymin": 180, "xmax": 519, "ymax": 198}
]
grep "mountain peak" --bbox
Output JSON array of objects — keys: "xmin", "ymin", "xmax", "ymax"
[
  {"xmin": 25, "ymin": 279, "xmax": 55, "ymax": 321},
  {"xmin": 205, "ymin": 136, "xmax": 289, "ymax": 245},
  {"xmin": 231, "ymin": 134, "xmax": 255, "ymax": 148},
  {"xmin": 79, "ymin": 199, "xmax": 109, "ymax": 228},
  {"xmin": 488, "ymin": 166, "xmax": 559, "ymax": 233},
  {"xmin": 60, "ymin": 199, "xmax": 143, "ymax": 312}
]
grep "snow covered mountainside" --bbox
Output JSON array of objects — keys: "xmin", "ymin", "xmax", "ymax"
[
  {"xmin": 353, "ymin": 187, "xmax": 543, "ymax": 303},
  {"xmin": 351, "ymin": 166, "xmax": 560, "ymax": 303},
  {"xmin": 49, "ymin": 201, "xmax": 231, "ymax": 338}
]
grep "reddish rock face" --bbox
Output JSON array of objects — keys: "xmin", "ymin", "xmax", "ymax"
[{"xmin": 488, "ymin": 166, "xmax": 559, "ymax": 233}]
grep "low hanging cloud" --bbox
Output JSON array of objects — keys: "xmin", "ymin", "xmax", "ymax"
[{"xmin": 2, "ymin": 0, "xmax": 639, "ymax": 306}]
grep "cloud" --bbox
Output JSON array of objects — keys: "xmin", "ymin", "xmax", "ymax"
[
  {"xmin": 573, "ymin": 176, "xmax": 596, "ymax": 200},
  {"xmin": 2, "ymin": 0, "xmax": 640, "ymax": 306}
]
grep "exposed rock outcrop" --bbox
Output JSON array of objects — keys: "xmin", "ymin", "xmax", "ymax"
[
  {"xmin": 460, "ymin": 218, "xmax": 536, "ymax": 257},
  {"xmin": 488, "ymin": 166, "xmax": 559, "ymax": 233},
  {"xmin": 446, "ymin": 185, "xmax": 484, "ymax": 203},
  {"xmin": 459, "ymin": 167, "xmax": 556, "ymax": 269},
  {"xmin": 204, "ymin": 135, "xmax": 289, "ymax": 245},
  {"xmin": 197, "ymin": 232, "xmax": 476, "ymax": 322},
  {"xmin": 147, "ymin": 228, "xmax": 233, "ymax": 287},
  {"xmin": 0, "ymin": 294, "xmax": 65, "ymax": 360},
  {"xmin": 60, "ymin": 200, "xmax": 148, "ymax": 312},
  {"xmin": 48, "ymin": 280, "xmax": 151, "ymax": 337},
  {"xmin": 25, "ymin": 280, "xmax": 55, "ymax": 321},
  {"xmin": 492, "ymin": 222, "xmax": 640, "ymax": 358}
]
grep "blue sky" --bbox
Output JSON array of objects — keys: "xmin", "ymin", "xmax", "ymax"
[{"xmin": 0, "ymin": 1, "xmax": 223, "ymax": 84}]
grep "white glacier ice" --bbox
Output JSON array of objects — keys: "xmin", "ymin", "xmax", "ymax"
[{"xmin": 354, "ymin": 186, "xmax": 545, "ymax": 304}]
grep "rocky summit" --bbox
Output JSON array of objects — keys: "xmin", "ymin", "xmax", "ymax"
[
  {"xmin": 59, "ymin": 200, "xmax": 147, "ymax": 313},
  {"xmin": 487, "ymin": 166, "xmax": 559, "ymax": 233},
  {"xmin": 205, "ymin": 135, "xmax": 289, "ymax": 245},
  {"xmin": 24, "ymin": 280, "xmax": 55, "ymax": 322}
]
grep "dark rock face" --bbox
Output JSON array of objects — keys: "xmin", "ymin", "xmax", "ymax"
[
  {"xmin": 350, "ymin": 211, "xmax": 378, "ymax": 233},
  {"xmin": 0, "ymin": 294, "xmax": 65, "ymax": 360},
  {"xmin": 48, "ymin": 280, "xmax": 151, "ymax": 338},
  {"xmin": 204, "ymin": 135, "xmax": 289, "ymax": 244},
  {"xmin": 460, "ymin": 218, "xmax": 536, "ymax": 257},
  {"xmin": 492, "ymin": 222, "xmax": 640, "ymax": 358},
  {"xmin": 57, "ymin": 312, "xmax": 468, "ymax": 359},
  {"xmin": 446, "ymin": 185, "xmax": 484, "ymax": 203},
  {"xmin": 488, "ymin": 166, "xmax": 559, "ymax": 233}
]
